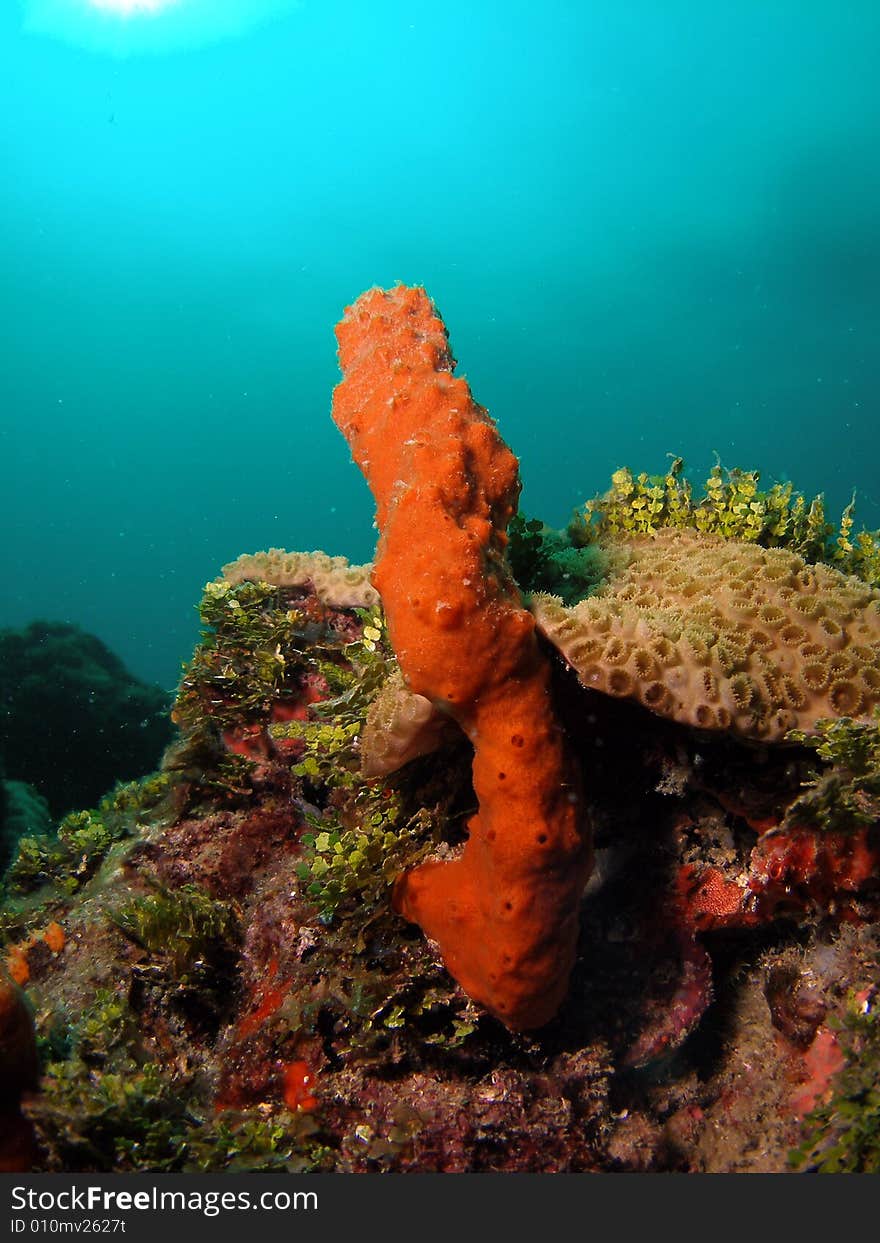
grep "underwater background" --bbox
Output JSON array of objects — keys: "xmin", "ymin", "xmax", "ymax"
[{"xmin": 2, "ymin": 0, "xmax": 879, "ymax": 693}]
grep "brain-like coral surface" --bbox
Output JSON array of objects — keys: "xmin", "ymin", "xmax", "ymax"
[
  {"xmin": 532, "ymin": 528, "xmax": 880, "ymax": 740},
  {"xmin": 221, "ymin": 549, "xmax": 379, "ymax": 609}
]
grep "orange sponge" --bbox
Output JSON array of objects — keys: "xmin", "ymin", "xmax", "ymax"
[{"xmin": 332, "ymin": 285, "xmax": 591, "ymax": 1029}]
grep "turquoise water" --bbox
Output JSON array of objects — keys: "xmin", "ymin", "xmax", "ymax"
[{"xmin": 2, "ymin": 1, "xmax": 879, "ymax": 690}]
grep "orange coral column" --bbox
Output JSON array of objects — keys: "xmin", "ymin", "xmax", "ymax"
[{"xmin": 332, "ymin": 285, "xmax": 591, "ymax": 1029}]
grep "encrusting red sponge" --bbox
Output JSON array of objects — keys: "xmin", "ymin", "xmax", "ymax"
[{"xmin": 332, "ymin": 285, "xmax": 592, "ymax": 1029}]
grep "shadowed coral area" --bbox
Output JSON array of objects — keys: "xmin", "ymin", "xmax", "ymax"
[{"xmin": 331, "ymin": 285, "xmax": 591, "ymax": 1030}]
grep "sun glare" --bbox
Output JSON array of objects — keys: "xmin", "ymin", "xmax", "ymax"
[
  {"xmin": 87, "ymin": 0, "xmax": 179, "ymax": 14},
  {"xmin": 22, "ymin": 0, "xmax": 302, "ymax": 53}
]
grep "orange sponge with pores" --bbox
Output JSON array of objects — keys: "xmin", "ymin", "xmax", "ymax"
[{"xmin": 332, "ymin": 285, "xmax": 591, "ymax": 1029}]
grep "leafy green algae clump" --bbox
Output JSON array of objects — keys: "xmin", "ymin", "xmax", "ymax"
[
  {"xmin": 571, "ymin": 460, "xmax": 880, "ymax": 579},
  {"xmin": 786, "ymin": 712, "xmax": 880, "ymax": 832},
  {"xmin": 510, "ymin": 460, "xmax": 880, "ymax": 603},
  {"xmin": 31, "ymin": 989, "xmax": 327, "ymax": 1173},
  {"xmin": 4, "ymin": 773, "xmax": 174, "ymax": 899},
  {"xmin": 174, "ymin": 579, "xmax": 309, "ymax": 733},
  {"xmin": 110, "ymin": 883, "xmax": 239, "ymax": 978},
  {"xmin": 169, "ymin": 573, "xmax": 456, "ymax": 945},
  {"xmin": 792, "ymin": 995, "xmax": 880, "ymax": 1173},
  {"xmin": 297, "ymin": 805, "xmax": 437, "ymax": 923},
  {"xmin": 575, "ymin": 460, "xmax": 834, "ymax": 553},
  {"xmin": 273, "ymin": 712, "xmax": 440, "ymax": 921},
  {"xmin": 507, "ymin": 513, "xmax": 608, "ymax": 604}
]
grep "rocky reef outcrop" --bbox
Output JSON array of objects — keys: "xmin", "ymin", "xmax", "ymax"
[{"xmin": 3, "ymin": 288, "xmax": 880, "ymax": 1174}]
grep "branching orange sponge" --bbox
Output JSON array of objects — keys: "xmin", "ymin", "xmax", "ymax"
[{"xmin": 332, "ymin": 285, "xmax": 591, "ymax": 1029}]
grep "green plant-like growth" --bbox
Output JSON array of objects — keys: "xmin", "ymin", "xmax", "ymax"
[
  {"xmin": 573, "ymin": 459, "xmax": 834, "ymax": 550},
  {"xmin": 260, "ymin": 607, "xmax": 477, "ymax": 1052},
  {"xmin": 311, "ymin": 606, "xmax": 397, "ymax": 722},
  {"xmin": 74, "ymin": 987, "xmax": 135, "ymax": 1065},
  {"xmin": 183, "ymin": 1112, "xmax": 330, "ymax": 1173},
  {"xmin": 97, "ymin": 773, "xmax": 177, "ymax": 831},
  {"xmin": 269, "ymin": 606, "xmax": 394, "ymax": 790},
  {"xmin": 834, "ymin": 497, "xmax": 880, "ymax": 586},
  {"xmin": 35, "ymin": 1053, "xmax": 190, "ymax": 1172},
  {"xmin": 110, "ymin": 882, "xmax": 239, "ymax": 977},
  {"xmin": 173, "ymin": 579, "xmax": 310, "ymax": 733},
  {"xmin": 263, "ymin": 890, "xmax": 483, "ymax": 1060},
  {"xmin": 0, "ymin": 906, "xmax": 27, "ymax": 947},
  {"xmin": 171, "ymin": 579, "xmax": 443, "ymax": 940},
  {"xmin": 4, "ymin": 773, "xmax": 174, "ymax": 898},
  {"xmin": 276, "ymin": 726, "xmax": 438, "ymax": 924},
  {"xmin": 281, "ymin": 720, "xmax": 363, "ymax": 789},
  {"xmin": 508, "ymin": 513, "xmax": 609, "ymax": 603},
  {"xmin": 31, "ymin": 983, "xmax": 333, "ymax": 1173},
  {"xmin": 575, "ymin": 459, "xmax": 698, "ymax": 540},
  {"xmin": 297, "ymin": 803, "xmax": 438, "ymax": 924},
  {"xmin": 335, "ymin": 964, "xmax": 480, "ymax": 1053},
  {"xmin": 170, "ymin": 583, "xmax": 391, "ymax": 806},
  {"xmin": 786, "ymin": 712, "xmax": 880, "ymax": 832},
  {"xmin": 32, "ymin": 988, "xmax": 192, "ymax": 1172},
  {"xmin": 791, "ymin": 994, "xmax": 880, "ymax": 1172},
  {"xmin": 562, "ymin": 459, "xmax": 880, "ymax": 586},
  {"xmin": 266, "ymin": 607, "xmax": 441, "ymax": 923},
  {"xmin": 31, "ymin": 988, "xmax": 331, "ymax": 1173},
  {"xmin": 4, "ymin": 835, "xmax": 67, "ymax": 896}
]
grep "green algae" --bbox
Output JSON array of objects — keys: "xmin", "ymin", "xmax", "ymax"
[
  {"xmin": 110, "ymin": 882, "xmax": 240, "ymax": 978},
  {"xmin": 297, "ymin": 803, "xmax": 438, "ymax": 924},
  {"xmin": 30, "ymin": 988, "xmax": 328, "ymax": 1173},
  {"xmin": 792, "ymin": 992, "xmax": 880, "ymax": 1173},
  {"xmin": 4, "ymin": 772, "xmax": 175, "ymax": 901},
  {"xmin": 508, "ymin": 513, "xmax": 608, "ymax": 603},
  {"xmin": 573, "ymin": 459, "xmax": 837, "ymax": 555},
  {"xmin": 786, "ymin": 712, "xmax": 880, "ymax": 832},
  {"xmin": 512, "ymin": 460, "xmax": 880, "ymax": 597},
  {"xmin": 174, "ymin": 579, "xmax": 308, "ymax": 733}
]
